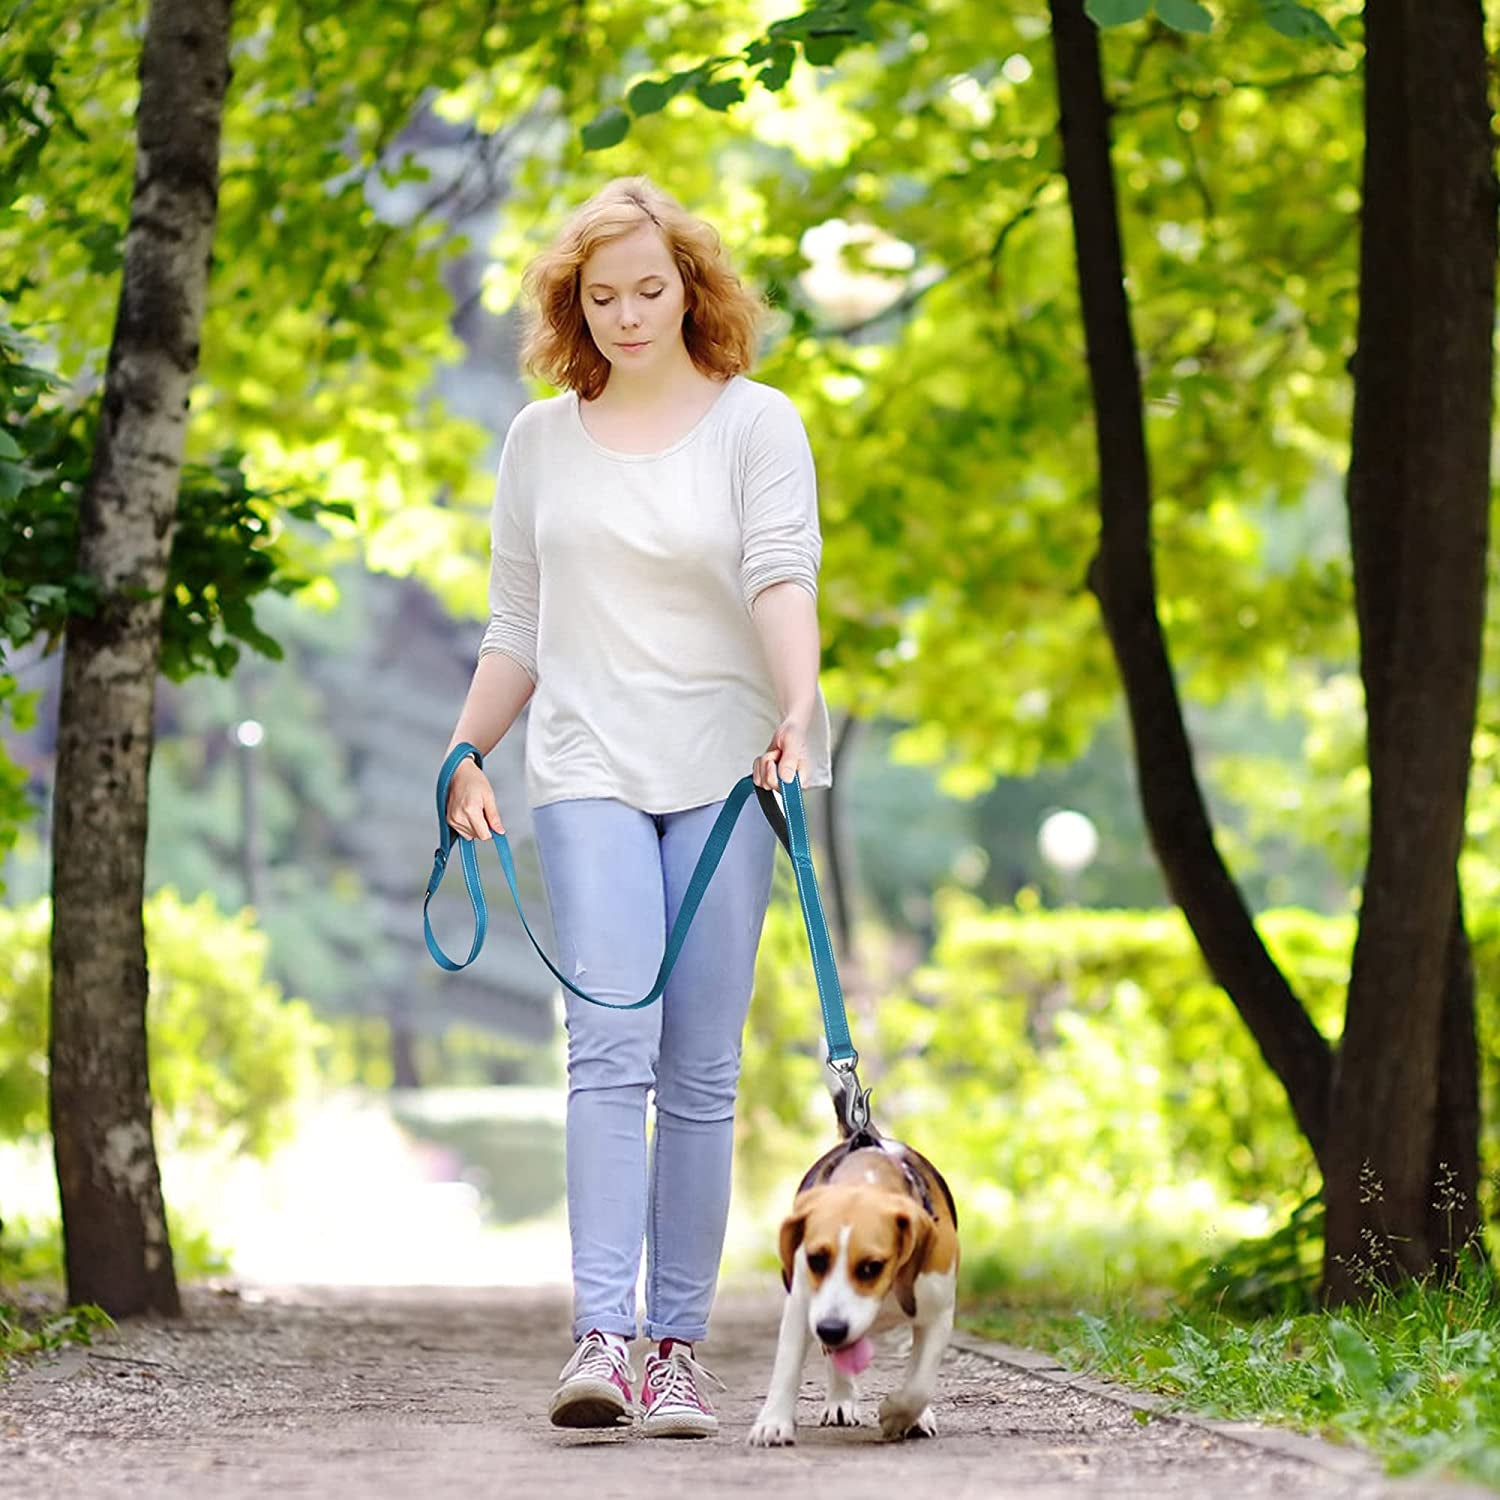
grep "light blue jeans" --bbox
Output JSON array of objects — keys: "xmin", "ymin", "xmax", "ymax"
[{"xmin": 531, "ymin": 794, "xmax": 776, "ymax": 1344}]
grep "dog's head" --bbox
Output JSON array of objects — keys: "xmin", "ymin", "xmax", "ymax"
[{"xmin": 779, "ymin": 1184, "xmax": 931, "ymax": 1349}]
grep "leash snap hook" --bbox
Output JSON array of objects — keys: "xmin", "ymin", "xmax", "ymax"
[{"xmin": 829, "ymin": 1054, "xmax": 872, "ymax": 1135}]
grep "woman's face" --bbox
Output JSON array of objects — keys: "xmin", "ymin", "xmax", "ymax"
[{"xmin": 578, "ymin": 222, "xmax": 688, "ymax": 376}]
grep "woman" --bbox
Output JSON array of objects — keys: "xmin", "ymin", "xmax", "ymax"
[{"xmin": 442, "ymin": 175, "xmax": 832, "ymax": 1438}]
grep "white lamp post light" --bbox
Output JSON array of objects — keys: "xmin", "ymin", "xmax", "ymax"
[{"xmin": 1037, "ymin": 809, "xmax": 1099, "ymax": 905}]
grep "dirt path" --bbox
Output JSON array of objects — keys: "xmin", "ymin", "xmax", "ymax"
[{"xmin": 0, "ymin": 1282, "xmax": 1479, "ymax": 1498}]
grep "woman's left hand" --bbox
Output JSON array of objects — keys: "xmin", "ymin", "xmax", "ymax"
[{"xmin": 754, "ymin": 715, "xmax": 808, "ymax": 790}]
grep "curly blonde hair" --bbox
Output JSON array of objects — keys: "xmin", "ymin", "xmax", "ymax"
[{"xmin": 519, "ymin": 176, "xmax": 769, "ymax": 400}]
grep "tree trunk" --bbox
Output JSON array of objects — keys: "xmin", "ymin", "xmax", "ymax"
[
  {"xmin": 390, "ymin": 1017, "xmax": 422, "ymax": 1091},
  {"xmin": 1047, "ymin": 0, "xmax": 1334, "ymax": 1163},
  {"xmin": 1427, "ymin": 899, "xmax": 1480, "ymax": 1272},
  {"xmin": 1324, "ymin": 0, "xmax": 1494, "ymax": 1300},
  {"xmin": 49, "ymin": 0, "xmax": 233, "ymax": 1318}
]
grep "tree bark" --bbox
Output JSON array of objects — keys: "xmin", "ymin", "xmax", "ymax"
[
  {"xmin": 1324, "ymin": 0, "xmax": 1495, "ymax": 1300},
  {"xmin": 1047, "ymin": 0, "xmax": 1334, "ymax": 1163},
  {"xmin": 1426, "ymin": 899, "xmax": 1480, "ymax": 1272},
  {"xmin": 49, "ymin": 0, "xmax": 233, "ymax": 1318}
]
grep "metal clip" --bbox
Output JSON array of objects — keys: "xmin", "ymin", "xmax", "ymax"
[{"xmin": 829, "ymin": 1054, "xmax": 872, "ymax": 1136}]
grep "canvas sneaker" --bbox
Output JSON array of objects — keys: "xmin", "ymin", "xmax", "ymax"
[
  {"xmin": 548, "ymin": 1330, "xmax": 634, "ymax": 1428},
  {"xmin": 638, "ymin": 1341, "xmax": 724, "ymax": 1438}
]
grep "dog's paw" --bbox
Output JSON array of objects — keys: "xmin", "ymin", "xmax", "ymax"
[
  {"xmin": 879, "ymin": 1396, "xmax": 937, "ymax": 1440},
  {"xmin": 747, "ymin": 1411, "xmax": 797, "ymax": 1447},
  {"xmin": 905, "ymin": 1405, "xmax": 938, "ymax": 1439},
  {"xmin": 819, "ymin": 1398, "xmax": 861, "ymax": 1427}
]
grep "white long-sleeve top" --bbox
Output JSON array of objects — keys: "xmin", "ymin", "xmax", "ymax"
[{"xmin": 478, "ymin": 373, "xmax": 833, "ymax": 814}]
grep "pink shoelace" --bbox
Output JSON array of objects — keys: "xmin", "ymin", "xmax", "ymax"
[{"xmin": 644, "ymin": 1346, "xmax": 724, "ymax": 1412}]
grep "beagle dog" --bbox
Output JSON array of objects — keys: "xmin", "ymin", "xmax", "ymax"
[{"xmin": 747, "ymin": 1123, "xmax": 959, "ymax": 1445}]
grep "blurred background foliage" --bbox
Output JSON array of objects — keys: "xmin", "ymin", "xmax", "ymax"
[
  {"xmin": 738, "ymin": 889, "xmax": 1500, "ymax": 1305},
  {"xmin": 4, "ymin": 0, "xmax": 1500, "ymax": 1314},
  {"xmin": 0, "ymin": 888, "xmax": 326, "ymax": 1157}
]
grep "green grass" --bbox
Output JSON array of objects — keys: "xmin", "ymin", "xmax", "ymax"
[
  {"xmin": 2, "ymin": 1216, "xmax": 116, "ymax": 1368},
  {"xmin": 967, "ymin": 1264, "xmax": 1500, "ymax": 1488},
  {"xmin": 1, "ymin": 1211, "xmax": 219, "ymax": 1371},
  {"xmin": 0, "ymin": 1300, "xmax": 113, "ymax": 1363}
]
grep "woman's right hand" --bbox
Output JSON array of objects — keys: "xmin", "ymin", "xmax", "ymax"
[{"xmin": 446, "ymin": 756, "xmax": 506, "ymax": 841}]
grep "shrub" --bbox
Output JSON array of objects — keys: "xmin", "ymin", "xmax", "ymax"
[
  {"xmin": 742, "ymin": 886, "xmax": 1500, "ymax": 1297},
  {"xmin": 0, "ymin": 888, "xmax": 328, "ymax": 1157}
]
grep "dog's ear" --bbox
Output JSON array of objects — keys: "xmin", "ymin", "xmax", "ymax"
[
  {"xmin": 892, "ymin": 1208, "xmax": 933, "ymax": 1317},
  {"xmin": 779, "ymin": 1188, "xmax": 824, "ymax": 1290},
  {"xmin": 779, "ymin": 1209, "xmax": 808, "ymax": 1291}
]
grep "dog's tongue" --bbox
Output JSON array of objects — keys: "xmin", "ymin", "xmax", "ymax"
[{"xmin": 829, "ymin": 1336, "xmax": 874, "ymax": 1375}]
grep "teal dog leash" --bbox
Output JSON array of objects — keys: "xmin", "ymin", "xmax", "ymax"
[{"xmin": 424, "ymin": 743, "xmax": 867, "ymax": 1125}]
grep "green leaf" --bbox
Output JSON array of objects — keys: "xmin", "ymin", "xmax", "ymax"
[
  {"xmin": 803, "ymin": 31, "xmax": 854, "ymax": 66},
  {"xmin": 1154, "ymin": 0, "xmax": 1213, "ymax": 32},
  {"xmin": 1328, "ymin": 1319, "xmax": 1384, "ymax": 1402},
  {"xmin": 756, "ymin": 40, "xmax": 797, "ymax": 92},
  {"xmin": 9, "ymin": 686, "xmax": 38, "ymax": 731},
  {"xmin": 626, "ymin": 77, "xmax": 677, "ymax": 117},
  {"xmin": 1085, "ymin": 0, "xmax": 1152, "ymax": 25},
  {"xmin": 580, "ymin": 106, "xmax": 631, "ymax": 153},
  {"xmin": 0, "ymin": 430, "xmax": 21, "ymax": 461},
  {"xmin": 694, "ymin": 77, "xmax": 744, "ymax": 112},
  {"xmin": 1258, "ymin": 0, "xmax": 1344, "ymax": 46}
]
